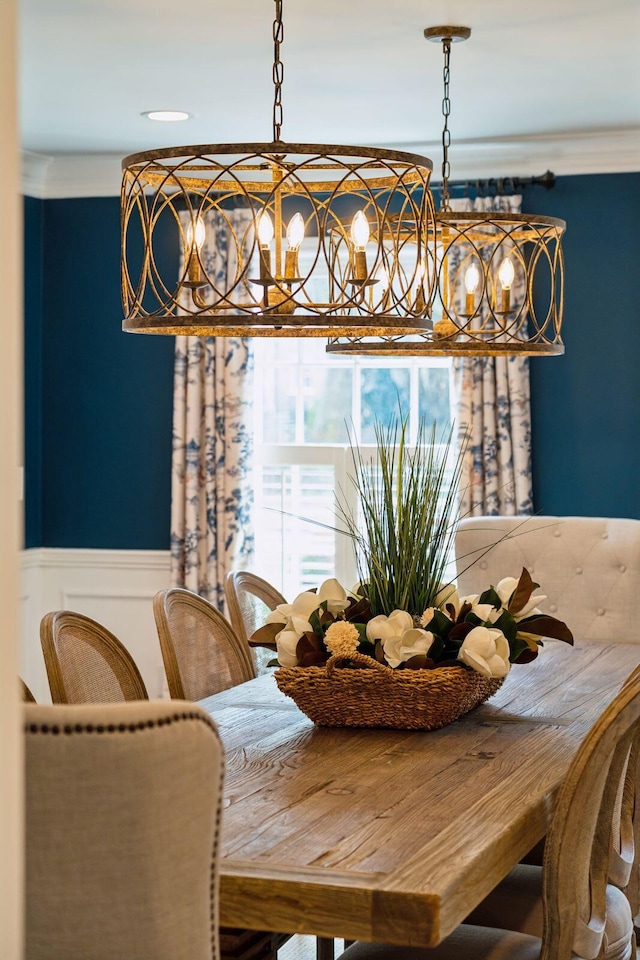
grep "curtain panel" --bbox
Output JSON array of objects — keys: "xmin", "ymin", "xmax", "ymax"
[
  {"xmin": 449, "ymin": 195, "xmax": 534, "ymax": 517},
  {"xmin": 170, "ymin": 209, "xmax": 254, "ymax": 608}
]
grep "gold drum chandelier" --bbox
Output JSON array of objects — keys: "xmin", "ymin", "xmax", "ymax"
[
  {"xmin": 121, "ymin": 2, "xmax": 437, "ymax": 338},
  {"xmin": 327, "ymin": 27, "xmax": 566, "ymax": 357}
]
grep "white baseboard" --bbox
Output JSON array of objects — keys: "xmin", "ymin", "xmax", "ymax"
[{"xmin": 21, "ymin": 548, "xmax": 171, "ymax": 703}]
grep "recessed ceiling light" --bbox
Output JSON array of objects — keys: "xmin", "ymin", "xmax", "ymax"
[{"xmin": 142, "ymin": 110, "xmax": 191, "ymax": 122}]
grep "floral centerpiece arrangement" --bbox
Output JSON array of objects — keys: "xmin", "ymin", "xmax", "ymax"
[{"xmin": 250, "ymin": 418, "xmax": 573, "ymax": 730}]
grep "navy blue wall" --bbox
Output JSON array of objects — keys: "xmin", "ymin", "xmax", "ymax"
[
  {"xmin": 27, "ymin": 197, "xmax": 175, "ymax": 549},
  {"xmin": 522, "ymin": 173, "xmax": 640, "ymax": 519},
  {"xmin": 23, "ymin": 172, "xmax": 640, "ymax": 550},
  {"xmin": 24, "ymin": 196, "xmax": 44, "ymax": 548}
]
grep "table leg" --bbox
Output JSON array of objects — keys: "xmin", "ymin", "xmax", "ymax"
[{"xmin": 316, "ymin": 938, "xmax": 334, "ymax": 960}]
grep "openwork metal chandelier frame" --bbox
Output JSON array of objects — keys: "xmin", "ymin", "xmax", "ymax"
[
  {"xmin": 121, "ymin": 2, "xmax": 437, "ymax": 338},
  {"xmin": 327, "ymin": 26, "xmax": 566, "ymax": 357}
]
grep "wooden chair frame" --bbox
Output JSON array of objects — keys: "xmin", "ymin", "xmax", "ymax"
[
  {"xmin": 153, "ymin": 587, "xmax": 255, "ymax": 701},
  {"xmin": 40, "ymin": 610, "xmax": 148, "ymax": 704},
  {"xmin": 224, "ymin": 571, "xmax": 286, "ymax": 647}
]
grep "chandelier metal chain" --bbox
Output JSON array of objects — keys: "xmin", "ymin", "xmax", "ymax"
[
  {"xmin": 440, "ymin": 38, "xmax": 452, "ymax": 212},
  {"xmin": 272, "ymin": 0, "xmax": 285, "ymax": 142}
]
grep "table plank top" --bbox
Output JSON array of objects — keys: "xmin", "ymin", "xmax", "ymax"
[{"xmin": 199, "ymin": 639, "xmax": 640, "ymax": 947}]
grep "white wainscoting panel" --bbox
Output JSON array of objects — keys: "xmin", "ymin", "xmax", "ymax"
[{"xmin": 21, "ymin": 548, "xmax": 171, "ymax": 702}]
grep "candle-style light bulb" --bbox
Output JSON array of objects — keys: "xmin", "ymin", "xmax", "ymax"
[
  {"xmin": 284, "ymin": 213, "xmax": 304, "ymax": 280},
  {"xmin": 350, "ymin": 210, "xmax": 370, "ymax": 251},
  {"xmin": 186, "ymin": 215, "xmax": 206, "ymax": 252},
  {"xmin": 350, "ymin": 211, "xmax": 370, "ymax": 283},
  {"xmin": 498, "ymin": 256, "xmax": 514, "ymax": 290},
  {"xmin": 498, "ymin": 256, "xmax": 515, "ymax": 312},
  {"xmin": 286, "ymin": 213, "xmax": 305, "ymax": 251},
  {"xmin": 257, "ymin": 211, "xmax": 274, "ymax": 248},
  {"xmin": 414, "ymin": 259, "xmax": 427, "ymax": 314},
  {"xmin": 185, "ymin": 214, "xmax": 206, "ymax": 284},
  {"xmin": 464, "ymin": 262, "xmax": 480, "ymax": 314}
]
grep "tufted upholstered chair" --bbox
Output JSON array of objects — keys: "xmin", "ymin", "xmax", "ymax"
[
  {"xmin": 339, "ymin": 666, "xmax": 640, "ymax": 960},
  {"xmin": 455, "ymin": 516, "xmax": 640, "ymax": 642},
  {"xmin": 153, "ymin": 588, "xmax": 256, "ymax": 701},
  {"xmin": 224, "ymin": 571, "xmax": 286, "ymax": 674},
  {"xmin": 24, "ymin": 700, "xmax": 224, "ymax": 960}
]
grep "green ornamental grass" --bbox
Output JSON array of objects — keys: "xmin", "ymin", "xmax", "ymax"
[{"xmin": 336, "ymin": 416, "xmax": 466, "ymax": 617}]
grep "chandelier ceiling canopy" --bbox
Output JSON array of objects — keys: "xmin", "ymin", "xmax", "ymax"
[
  {"xmin": 121, "ymin": 1, "xmax": 437, "ymax": 338},
  {"xmin": 327, "ymin": 26, "xmax": 566, "ymax": 358}
]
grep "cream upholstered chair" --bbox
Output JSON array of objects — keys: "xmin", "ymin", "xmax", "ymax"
[
  {"xmin": 224, "ymin": 571, "xmax": 286, "ymax": 673},
  {"xmin": 456, "ymin": 516, "xmax": 640, "ymax": 641},
  {"xmin": 40, "ymin": 610, "xmax": 148, "ymax": 704},
  {"xmin": 339, "ymin": 667, "xmax": 640, "ymax": 960},
  {"xmin": 24, "ymin": 699, "xmax": 224, "ymax": 960},
  {"xmin": 153, "ymin": 587, "xmax": 256, "ymax": 701}
]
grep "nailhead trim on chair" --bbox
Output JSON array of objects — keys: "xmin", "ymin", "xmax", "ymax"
[{"xmin": 26, "ymin": 707, "xmax": 226, "ymax": 960}]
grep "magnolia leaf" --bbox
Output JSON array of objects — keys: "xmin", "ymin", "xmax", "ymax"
[
  {"xmin": 517, "ymin": 615, "xmax": 574, "ymax": 644},
  {"xmin": 458, "ymin": 601, "xmax": 473, "ymax": 622},
  {"xmin": 493, "ymin": 609, "xmax": 518, "ymax": 643},
  {"xmin": 319, "ymin": 608, "xmax": 334, "ymax": 625},
  {"xmin": 464, "ymin": 612, "xmax": 484, "ymax": 627},
  {"xmin": 248, "ymin": 623, "xmax": 280, "ymax": 649},
  {"xmin": 445, "ymin": 603, "xmax": 457, "ymax": 621},
  {"xmin": 404, "ymin": 655, "xmax": 437, "ymax": 670},
  {"xmin": 508, "ymin": 568, "xmax": 539, "ymax": 615},
  {"xmin": 430, "ymin": 609, "xmax": 454, "ymax": 637},
  {"xmin": 513, "ymin": 646, "xmax": 539, "ymax": 665},
  {"xmin": 374, "ymin": 640, "xmax": 386, "ymax": 663},
  {"xmin": 345, "ymin": 596, "xmax": 373, "ymax": 623},
  {"xmin": 449, "ymin": 621, "xmax": 475, "ymax": 644},
  {"xmin": 296, "ymin": 631, "xmax": 330, "ymax": 668},
  {"xmin": 508, "ymin": 636, "xmax": 533, "ymax": 663},
  {"xmin": 266, "ymin": 658, "xmax": 280, "ymax": 668},
  {"xmin": 427, "ymin": 635, "xmax": 445, "ymax": 662},
  {"xmin": 478, "ymin": 587, "xmax": 502, "ymax": 609}
]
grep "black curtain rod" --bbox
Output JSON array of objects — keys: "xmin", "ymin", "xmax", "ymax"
[{"xmin": 431, "ymin": 169, "xmax": 556, "ymax": 195}]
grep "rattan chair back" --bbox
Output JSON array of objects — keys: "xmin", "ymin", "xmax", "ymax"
[
  {"xmin": 154, "ymin": 588, "xmax": 256, "ymax": 701},
  {"xmin": 224, "ymin": 571, "xmax": 286, "ymax": 645},
  {"xmin": 40, "ymin": 611, "xmax": 148, "ymax": 704},
  {"xmin": 21, "ymin": 678, "xmax": 36, "ymax": 703},
  {"xmin": 225, "ymin": 571, "xmax": 286, "ymax": 673}
]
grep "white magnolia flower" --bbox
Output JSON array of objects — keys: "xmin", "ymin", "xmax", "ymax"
[
  {"xmin": 458, "ymin": 626, "xmax": 511, "ymax": 678},
  {"xmin": 274, "ymin": 615, "xmax": 313, "ymax": 667},
  {"xmin": 266, "ymin": 578, "xmax": 351, "ymax": 629},
  {"xmin": 367, "ymin": 610, "xmax": 434, "ymax": 668},
  {"xmin": 316, "ymin": 578, "xmax": 351, "ymax": 616},
  {"xmin": 434, "ymin": 584, "xmax": 461, "ymax": 616},
  {"xmin": 496, "ymin": 576, "xmax": 546, "ymax": 621}
]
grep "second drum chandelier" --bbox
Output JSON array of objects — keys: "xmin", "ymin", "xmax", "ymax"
[{"xmin": 327, "ymin": 26, "xmax": 567, "ymax": 357}]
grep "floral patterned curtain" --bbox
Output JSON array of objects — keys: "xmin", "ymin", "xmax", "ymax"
[
  {"xmin": 450, "ymin": 195, "xmax": 533, "ymax": 517},
  {"xmin": 170, "ymin": 209, "xmax": 254, "ymax": 608}
]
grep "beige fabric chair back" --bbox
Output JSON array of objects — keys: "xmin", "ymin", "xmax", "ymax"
[
  {"xmin": 154, "ymin": 587, "xmax": 255, "ymax": 701},
  {"xmin": 25, "ymin": 700, "xmax": 223, "ymax": 960},
  {"xmin": 225, "ymin": 571, "xmax": 286, "ymax": 672},
  {"xmin": 456, "ymin": 516, "xmax": 640, "ymax": 641},
  {"xmin": 540, "ymin": 668, "xmax": 640, "ymax": 960},
  {"xmin": 40, "ymin": 610, "xmax": 148, "ymax": 704}
]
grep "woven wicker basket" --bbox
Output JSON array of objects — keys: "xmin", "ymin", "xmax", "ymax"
[{"xmin": 275, "ymin": 652, "xmax": 504, "ymax": 731}]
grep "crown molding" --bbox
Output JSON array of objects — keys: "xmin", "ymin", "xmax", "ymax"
[
  {"xmin": 397, "ymin": 127, "xmax": 640, "ymax": 182},
  {"xmin": 21, "ymin": 127, "xmax": 640, "ymax": 199},
  {"xmin": 21, "ymin": 152, "xmax": 122, "ymax": 198}
]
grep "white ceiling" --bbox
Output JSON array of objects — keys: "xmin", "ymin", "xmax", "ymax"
[{"xmin": 20, "ymin": 0, "xmax": 640, "ymax": 172}]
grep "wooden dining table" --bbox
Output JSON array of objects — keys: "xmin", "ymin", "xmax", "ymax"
[{"xmin": 199, "ymin": 638, "xmax": 640, "ymax": 950}]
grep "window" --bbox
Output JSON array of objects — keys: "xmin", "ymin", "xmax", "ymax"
[{"xmin": 252, "ymin": 338, "xmax": 453, "ymax": 599}]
